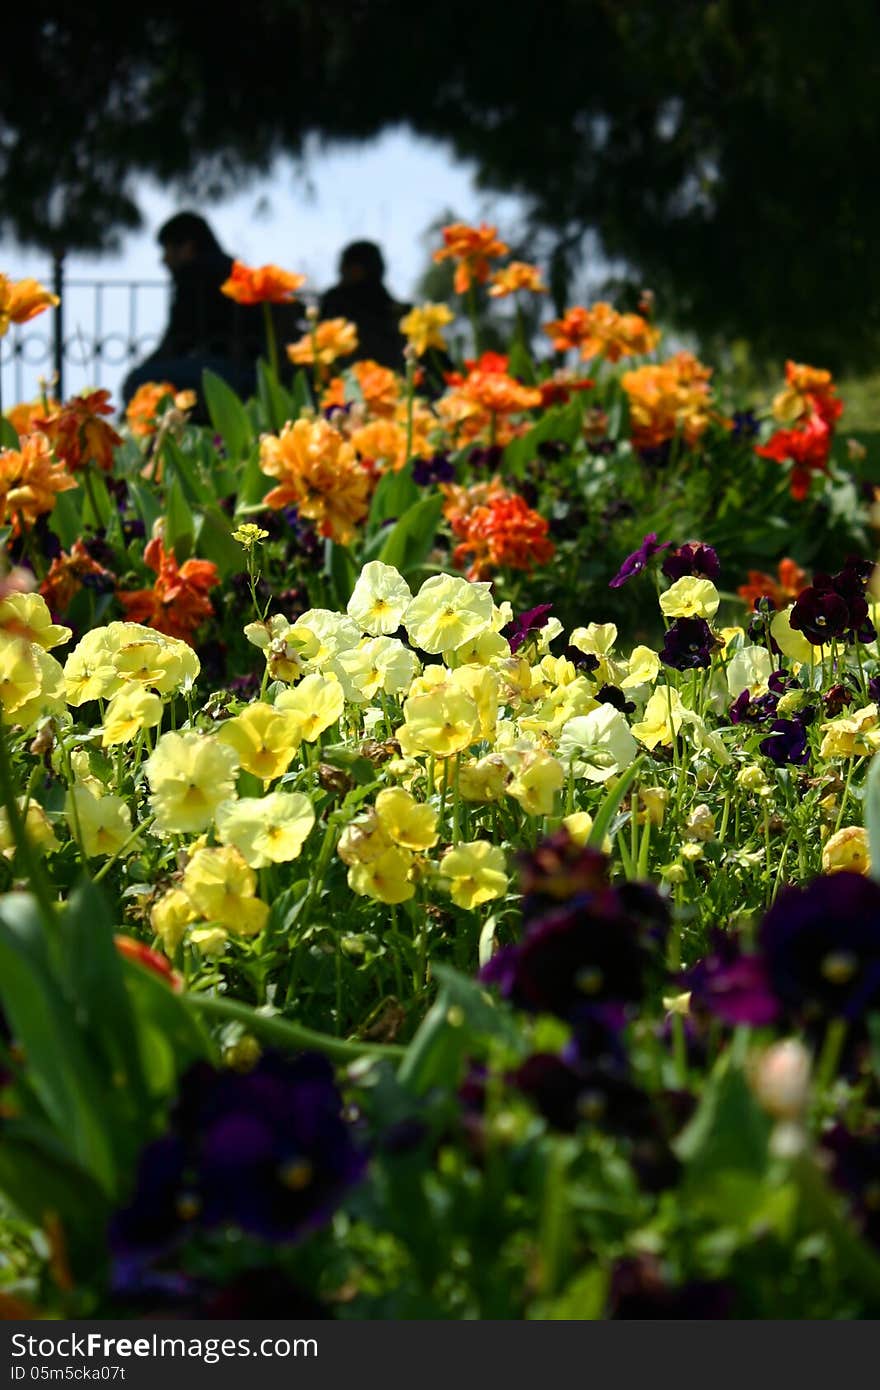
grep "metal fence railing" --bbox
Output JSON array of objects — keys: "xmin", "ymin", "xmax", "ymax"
[{"xmin": 1, "ymin": 268, "xmax": 171, "ymax": 409}]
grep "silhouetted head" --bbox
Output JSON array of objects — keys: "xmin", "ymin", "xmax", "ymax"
[
  {"xmin": 158, "ymin": 212, "xmax": 225, "ymax": 272},
  {"xmin": 339, "ymin": 240, "xmax": 385, "ymax": 287}
]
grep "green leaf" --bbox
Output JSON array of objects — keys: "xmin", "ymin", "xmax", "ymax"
[
  {"xmin": 257, "ymin": 360, "xmax": 293, "ymax": 433},
  {"xmin": 676, "ymin": 1054, "xmax": 771, "ymax": 1182},
  {"xmin": 61, "ymin": 882, "xmax": 149, "ymax": 1116},
  {"xmin": 202, "ymin": 369, "xmax": 255, "ymax": 461},
  {"xmin": 161, "ymin": 435, "xmax": 212, "ymax": 505},
  {"xmin": 398, "ymin": 965, "xmax": 523, "ymax": 1095},
  {"xmin": 237, "ymin": 442, "xmax": 272, "ymax": 510},
  {"xmin": 195, "ymin": 504, "xmax": 246, "ymax": 579},
  {"xmin": 0, "ymin": 895, "xmax": 118, "ymax": 1191},
  {"xmin": 865, "ymin": 751, "xmax": 880, "ymax": 883},
  {"xmin": 377, "ymin": 494, "xmax": 444, "ymax": 574},
  {"xmin": 507, "ymin": 339, "xmax": 537, "ymax": 384},
  {"xmin": 368, "ymin": 462, "xmax": 419, "ymax": 528},
  {"xmin": 290, "ymin": 369, "xmax": 313, "ymax": 417},
  {"xmin": 127, "ymin": 480, "xmax": 163, "ymax": 540},
  {"xmin": 529, "ymin": 1264, "xmax": 608, "ymax": 1320},
  {"xmin": 164, "ymin": 475, "xmax": 195, "ymax": 561},
  {"xmin": 0, "ymin": 1120, "xmax": 110, "ymax": 1279},
  {"xmin": 586, "ymin": 757, "xmax": 644, "ymax": 850},
  {"xmin": 431, "ymin": 963, "xmax": 523, "ymax": 1050},
  {"xmin": 396, "ymin": 986, "xmax": 467, "ymax": 1096},
  {"xmin": 0, "ymin": 418, "xmax": 20, "ymax": 449},
  {"xmin": 327, "ymin": 539, "xmax": 358, "ymax": 607},
  {"xmin": 503, "ymin": 400, "xmax": 582, "ymax": 479},
  {"xmin": 48, "ymin": 488, "xmax": 83, "ymax": 549}
]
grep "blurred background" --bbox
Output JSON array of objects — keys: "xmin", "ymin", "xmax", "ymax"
[{"xmin": 2, "ymin": 2, "xmax": 879, "ymax": 421}]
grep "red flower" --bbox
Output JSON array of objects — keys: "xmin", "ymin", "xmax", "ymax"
[
  {"xmin": 737, "ymin": 558, "xmax": 808, "ymax": 611},
  {"xmin": 35, "ymin": 389, "xmax": 121, "ymax": 473},
  {"xmin": 756, "ymin": 412, "xmax": 832, "ymax": 500},
  {"xmin": 114, "ymin": 935, "xmax": 181, "ymax": 990},
  {"xmin": 117, "ymin": 537, "xmax": 219, "ymax": 644},
  {"xmin": 452, "ymin": 493, "xmax": 555, "ymax": 580}
]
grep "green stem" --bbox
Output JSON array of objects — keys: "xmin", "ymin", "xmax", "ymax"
[
  {"xmin": 93, "ymin": 815, "xmax": 156, "ymax": 885},
  {"xmin": 262, "ymin": 302, "xmax": 279, "ymax": 380},
  {"xmin": 185, "ymin": 992, "xmax": 405, "ymax": 1062}
]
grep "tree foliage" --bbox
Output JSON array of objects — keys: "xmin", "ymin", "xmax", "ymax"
[{"xmin": 4, "ymin": 1, "xmax": 880, "ymax": 365}]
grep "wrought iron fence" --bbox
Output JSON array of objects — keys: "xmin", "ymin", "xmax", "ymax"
[{"xmin": 1, "ymin": 269, "xmax": 171, "ymax": 408}]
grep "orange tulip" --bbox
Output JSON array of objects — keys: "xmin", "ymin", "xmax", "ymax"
[
  {"xmin": 117, "ymin": 537, "xmax": 219, "ymax": 645},
  {"xmin": 0, "ymin": 432, "xmax": 76, "ymax": 534},
  {"xmin": 220, "ymin": 260, "xmax": 306, "ymax": 305},
  {"xmin": 433, "ymin": 222, "xmax": 509, "ymax": 295},
  {"xmin": 259, "ymin": 418, "xmax": 370, "ymax": 545},
  {"xmin": 0, "ymin": 274, "xmax": 59, "ymax": 336}
]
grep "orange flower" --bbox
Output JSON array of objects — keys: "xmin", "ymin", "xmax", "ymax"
[
  {"xmin": 125, "ymin": 381, "xmax": 196, "ymax": 438},
  {"xmin": 538, "ymin": 372, "xmax": 594, "ymax": 407},
  {"xmin": 737, "ymin": 558, "xmax": 809, "ymax": 612},
  {"xmin": 460, "ymin": 366, "xmax": 542, "ymax": 415},
  {"xmin": 621, "ymin": 351, "xmax": 716, "ymax": 451},
  {"xmin": 259, "ymin": 418, "xmax": 370, "ymax": 545},
  {"xmin": 35, "ymin": 389, "xmax": 121, "ymax": 472},
  {"xmin": 488, "ymin": 262, "xmax": 547, "ymax": 297},
  {"xmin": 321, "ymin": 377, "xmax": 346, "ymax": 410},
  {"xmin": 117, "ymin": 537, "xmax": 219, "ymax": 644},
  {"xmin": 5, "ymin": 397, "xmax": 61, "ymax": 437},
  {"xmin": 433, "ymin": 222, "xmax": 509, "ymax": 295},
  {"xmin": 441, "ymin": 476, "xmax": 512, "ymax": 533},
  {"xmin": 452, "ymin": 493, "xmax": 555, "ymax": 581},
  {"xmin": 40, "ymin": 539, "xmax": 114, "ymax": 614},
  {"xmin": 352, "ymin": 360, "xmax": 400, "ymax": 418},
  {"xmin": 286, "ymin": 318, "xmax": 359, "ymax": 372},
  {"xmin": 772, "ymin": 360, "xmax": 842, "ymax": 429},
  {"xmin": 0, "ymin": 432, "xmax": 77, "ymax": 534},
  {"xmin": 220, "ymin": 260, "xmax": 306, "ymax": 305},
  {"xmin": 544, "ymin": 301, "xmax": 660, "ymax": 362},
  {"xmin": 351, "ymin": 419, "xmax": 410, "ymax": 473},
  {"xmin": 0, "ymin": 275, "xmax": 59, "ymax": 336},
  {"xmin": 544, "ymin": 306, "xmax": 593, "ymax": 353}
]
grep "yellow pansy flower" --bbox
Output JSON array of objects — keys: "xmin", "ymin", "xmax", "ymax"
[
  {"xmin": 458, "ymin": 753, "xmax": 510, "ymax": 803},
  {"xmin": 400, "ymin": 686, "xmax": 479, "ymax": 757},
  {"xmin": 821, "ymin": 826, "xmax": 870, "ymax": 875},
  {"xmin": 375, "ymin": 787, "xmax": 439, "ymax": 851},
  {"xmin": 146, "ymin": 731, "xmax": 240, "ymax": 835},
  {"xmin": 403, "ymin": 573, "xmax": 494, "ymax": 654},
  {"xmin": 348, "ymin": 844, "xmax": 415, "ymax": 903},
  {"xmin": 346, "ymin": 561, "xmax": 413, "ymax": 636},
  {"xmin": 0, "ymin": 798, "xmax": 59, "ymax": 857},
  {"xmin": 101, "ymin": 685, "xmax": 163, "ymax": 747},
  {"xmin": 151, "ymin": 888, "xmax": 198, "ymax": 953},
  {"xmin": 217, "ymin": 701, "xmax": 302, "ymax": 780},
  {"xmin": 275, "ymin": 673, "xmax": 345, "ymax": 741},
  {"xmin": 66, "ymin": 783, "xmax": 132, "ymax": 858},
  {"xmin": 659, "ymin": 576, "xmax": 720, "ymax": 621},
  {"xmin": 0, "ymin": 592, "xmax": 71, "ymax": 650},
  {"xmin": 215, "ymin": 792, "xmax": 315, "ymax": 869},
  {"xmin": 631, "ymin": 685, "xmax": 685, "ymax": 749},
  {"xmin": 505, "ymin": 750, "xmax": 565, "ymax": 816},
  {"xmin": 440, "ymin": 840, "xmax": 508, "ymax": 909},
  {"xmin": 182, "ymin": 846, "xmax": 269, "ymax": 935}
]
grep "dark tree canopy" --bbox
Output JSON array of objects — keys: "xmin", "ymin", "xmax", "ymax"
[{"xmin": 4, "ymin": 1, "xmax": 880, "ymax": 366}]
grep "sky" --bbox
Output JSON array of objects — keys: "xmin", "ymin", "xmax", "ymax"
[{"xmin": 0, "ymin": 129, "xmax": 527, "ymax": 408}]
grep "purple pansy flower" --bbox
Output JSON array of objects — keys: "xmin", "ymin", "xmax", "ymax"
[
  {"xmin": 609, "ymin": 533, "xmax": 672, "ymax": 588},
  {"xmin": 504, "ymin": 603, "xmax": 554, "ymax": 654}
]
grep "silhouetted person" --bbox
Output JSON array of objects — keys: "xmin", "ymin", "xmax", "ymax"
[
  {"xmin": 319, "ymin": 241, "xmax": 409, "ymax": 370},
  {"xmin": 122, "ymin": 212, "xmax": 300, "ymax": 404}
]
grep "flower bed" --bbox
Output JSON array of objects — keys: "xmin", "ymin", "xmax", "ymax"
[{"xmin": 1, "ymin": 247, "xmax": 880, "ymax": 1319}]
